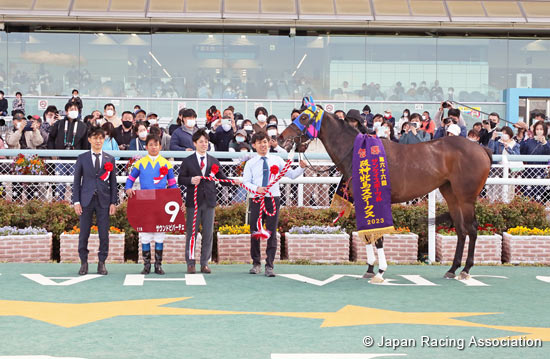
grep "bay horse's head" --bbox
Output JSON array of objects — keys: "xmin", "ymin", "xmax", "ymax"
[
  {"xmin": 279, "ymin": 113, "xmax": 314, "ymax": 153},
  {"xmin": 280, "ymin": 99, "xmax": 325, "ymax": 152}
]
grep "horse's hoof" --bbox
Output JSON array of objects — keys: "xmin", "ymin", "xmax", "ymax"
[
  {"xmin": 444, "ymin": 272, "xmax": 456, "ymax": 279},
  {"xmin": 370, "ymin": 274, "xmax": 385, "ymax": 284},
  {"xmin": 458, "ymin": 271, "xmax": 471, "ymax": 281},
  {"xmin": 363, "ymin": 271, "xmax": 375, "ymax": 279}
]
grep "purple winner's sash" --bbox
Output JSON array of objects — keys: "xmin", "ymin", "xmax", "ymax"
[{"xmin": 352, "ymin": 134, "xmax": 394, "ymax": 244}]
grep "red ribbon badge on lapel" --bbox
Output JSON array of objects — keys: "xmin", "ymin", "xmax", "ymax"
[
  {"xmin": 270, "ymin": 165, "xmax": 279, "ymax": 182},
  {"xmin": 99, "ymin": 162, "xmax": 114, "ymax": 181},
  {"xmin": 153, "ymin": 166, "xmax": 169, "ymax": 184},
  {"xmin": 210, "ymin": 163, "xmax": 219, "ymax": 177}
]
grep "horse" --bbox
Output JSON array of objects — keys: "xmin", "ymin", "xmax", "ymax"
[{"xmin": 280, "ymin": 109, "xmax": 492, "ymax": 282}]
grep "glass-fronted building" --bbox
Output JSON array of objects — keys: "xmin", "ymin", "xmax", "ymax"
[{"xmin": 1, "ymin": 0, "xmax": 550, "ymax": 123}]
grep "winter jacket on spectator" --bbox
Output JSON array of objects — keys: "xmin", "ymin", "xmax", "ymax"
[
  {"xmin": 520, "ymin": 138, "xmax": 550, "ymax": 159},
  {"xmin": 488, "ymin": 139, "xmax": 520, "ymax": 155},
  {"xmin": 170, "ymin": 126, "xmax": 197, "ymax": 151},
  {"xmin": 129, "ymin": 137, "xmax": 147, "ymax": 151},
  {"xmin": 6, "ymin": 127, "xmax": 46, "ymax": 149},
  {"xmin": 47, "ymin": 117, "xmax": 88, "ymax": 150},
  {"xmin": 398, "ymin": 129, "xmax": 431, "ymax": 144},
  {"xmin": 209, "ymin": 126, "xmax": 234, "ymax": 152},
  {"xmin": 12, "ymin": 98, "xmax": 25, "ymax": 114},
  {"xmin": 67, "ymin": 96, "xmax": 83, "ymax": 112},
  {"xmin": 114, "ymin": 125, "xmax": 133, "ymax": 148},
  {"xmin": 0, "ymin": 98, "xmax": 8, "ymax": 115},
  {"xmin": 361, "ymin": 113, "xmax": 374, "ymax": 128}
]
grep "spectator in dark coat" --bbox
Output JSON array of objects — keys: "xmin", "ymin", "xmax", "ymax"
[
  {"xmin": 170, "ymin": 108, "xmax": 198, "ymax": 151},
  {"xmin": 67, "ymin": 89, "xmax": 83, "ymax": 113}
]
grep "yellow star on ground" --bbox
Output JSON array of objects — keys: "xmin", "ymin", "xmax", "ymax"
[
  {"xmin": 256, "ymin": 305, "xmax": 499, "ymax": 329},
  {"xmin": 1, "ymin": 297, "xmax": 550, "ymax": 342},
  {"xmin": 0, "ymin": 297, "xmax": 248, "ymax": 328}
]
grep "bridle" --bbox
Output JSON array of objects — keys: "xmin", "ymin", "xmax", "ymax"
[{"xmin": 287, "ymin": 107, "xmax": 351, "ymax": 175}]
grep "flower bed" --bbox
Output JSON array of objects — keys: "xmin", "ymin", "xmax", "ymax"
[
  {"xmin": 351, "ymin": 228, "xmax": 418, "ymax": 263},
  {"xmin": 60, "ymin": 226, "xmax": 125, "ymax": 263},
  {"xmin": 286, "ymin": 226, "xmax": 349, "ymax": 262},
  {"xmin": 217, "ymin": 225, "xmax": 280, "ymax": 263},
  {"xmin": 0, "ymin": 226, "xmax": 52, "ymax": 262},
  {"xmin": 502, "ymin": 226, "xmax": 550, "ymax": 264}
]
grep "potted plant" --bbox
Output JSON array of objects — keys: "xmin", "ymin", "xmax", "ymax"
[
  {"xmin": 286, "ymin": 225, "xmax": 349, "ymax": 263},
  {"xmin": 0, "ymin": 226, "xmax": 52, "ymax": 262},
  {"xmin": 352, "ymin": 227, "xmax": 419, "ymax": 263},
  {"xmin": 60, "ymin": 226, "xmax": 125, "ymax": 263},
  {"xmin": 503, "ymin": 226, "xmax": 550, "ymax": 264},
  {"xmin": 217, "ymin": 224, "xmax": 281, "ymax": 263},
  {"xmin": 436, "ymin": 224, "xmax": 502, "ymax": 264},
  {"xmin": 10, "ymin": 154, "xmax": 47, "ymax": 202}
]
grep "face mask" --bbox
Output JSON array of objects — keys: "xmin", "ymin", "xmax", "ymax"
[
  {"xmin": 73, "ymin": 94, "xmax": 77, "ymax": 98},
  {"xmin": 222, "ymin": 124, "xmax": 232, "ymax": 132},
  {"xmin": 269, "ymin": 122, "xmax": 277, "ymax": 126},
  {"xmin": 268, "ymin": 130, "xmax": 277, "ymax": 137},
  {"xmin": 149, "ymin": 119, "xmax": 158, "ymax": 125},
  {"xmin": 403, "ymin": 114, "xmax": 408, "ymax": 119},
  {"xmin": 236, "ymin": 120, "xmax": 243, "ymax": 127},
  {"xmin": 468, "ymin": 137, "xmax": 478, "ymax": 142},
  {"xmin": 106, "ymin": 110, "xmax": 114, "ymax": 117},
  {"xmin": 186, "ymin": 119, "xmax": 196, "ymax": 127},
  {"xmin": 122, "ymin": 120, "xmax": 133, "ymax": 128},
  {"xmin": 46, "ymin": 116, "xmax": 55, "ymax": 125},
  {"xmin": 490, "ymin": 121, "xmax": 496, "ymax": 129},
  {"xmin": 138, "ymin": 131, "xmax": 147, "ymax": 140},
  {"xmin": 257, "ymin": 114, "xmax": 267, "ymax": 123},
  {"xmin": 236, "ymin": 136, "xmax": 245, "ymax": 143},
  {"xmin": 422, "ymin": 115, "xmax": 427, "ymax": 120},
  {"xmin": 244, "ymin": 125, "xmax": 253, "ymax": 131},
  {"xmin": 384, "ymin": 113, "xmax": 391, "ymax": 118},
  {"xmin": 373, "ymin": 122, "xmax": 382, "ymax": 129},
  {"xmin": 501, "ymin": 134, "xmax": 510, "ymax": 141},
  {"xmin": 68, "ymin": 110, "xmax": 79, "ymax": 119}
]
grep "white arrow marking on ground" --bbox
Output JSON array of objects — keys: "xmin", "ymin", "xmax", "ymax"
[
  {"xmin": 22, "ymin": 274, "xmax": 102, "ymax": 286},
  {"xmin": 278, "ymin": 274, "xmax": 362, "ymax": 286},
  {"xmin": 536, "ymin": 276, "xmax": 550, "ymax": 283},
  {"xmin": 457, "ymin": 275, "xmax": 508, "ymax": 286}
]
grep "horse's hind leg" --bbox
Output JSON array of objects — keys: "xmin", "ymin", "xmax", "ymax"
[
  {"xmin": 439, "ymin": 183, "xmax": 466, "ymax": 279},
  {"xmin": 370, "ymin": 238, "xmax": 386, "ymax": 283},
  {"xmin": 362, "ymin": 244, "xmax": 376, "ymax": 279},
  {"xmin": 459, "ymin": 203, "xmax": 478, "ymax": 279}
]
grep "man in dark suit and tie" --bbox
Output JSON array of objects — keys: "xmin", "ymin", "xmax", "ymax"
[
  {"xmin": 178, "ymin": 128, "xmax": 240, "ymax": 274},
  {"xmin": 72, "ymin": 127, "xmax": 118, "ymax": 275}
]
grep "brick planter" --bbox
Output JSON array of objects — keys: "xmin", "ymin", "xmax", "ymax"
[
  {"xmin": 436, "ymin": 234, "xmax": 502, "ymax": 264},
  {"xmin": 0, "ymin": 233, "xmax": 53, "ymax": 262},
  {"xmin": 217, "ymin": 233, "xmax": 281, "ymax": 263},
  {"xmin": 60, "ymin": 233, "xmax": 125, "ymax": 263},
  {"xmin": 502, "ymin": 232, "xmax": 550, "ymax": 264},
  {"xmin": 286, "ymin": 233, "xmax": 349, "ymax": 262},
  {"xmin": 137, "ymin": 234, "xmax": 204, "ymax": 264},
  {"xmin": 351, "ymin": 232, "xmax": 418, "ymax": 263}
]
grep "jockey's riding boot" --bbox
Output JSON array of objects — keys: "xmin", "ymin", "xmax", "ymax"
[
  {"xmin": 141, "ymin": 250, "xmax": 151, "ymax": 275},
  {"xmin": 154, "ymin": 250, "xmax": 165, "ymax": 275}
]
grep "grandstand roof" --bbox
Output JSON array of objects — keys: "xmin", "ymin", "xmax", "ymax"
[{"xmin": 1, "ymin": 0, "xmax": 550, "ymax": 34}]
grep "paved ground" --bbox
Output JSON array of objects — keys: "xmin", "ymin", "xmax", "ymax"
[{"xmin": 0, "ymin": 263, "xmax": 549, "ymax": 359}]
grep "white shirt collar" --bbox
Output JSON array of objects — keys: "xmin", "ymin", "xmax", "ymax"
[{"xmin": 148, "ymin": 154, "xmax": 159, "ymax": 162}]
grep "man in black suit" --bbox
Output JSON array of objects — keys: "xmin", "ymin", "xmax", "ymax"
[
  {"xmin": 72, "ymin": 127, "xmax": 118, "ymax": 275},
  {"xmin": 178, "ymin": 128, "xmax": 239, "ymax": 274}
]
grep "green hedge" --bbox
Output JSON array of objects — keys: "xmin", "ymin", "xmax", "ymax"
[{"xmin": 0, "ymin": 197, "xmax": 547, "ymax": 262}]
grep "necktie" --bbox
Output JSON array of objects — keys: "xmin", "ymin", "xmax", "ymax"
[
  {"xmin": 200, "ymin": 156, "xmax": 205, "ymax": 172},
  {"xmin": 94, "ymin": 153, "xmax": 101, "ymax": 174},
  {"xmin": 261, "ymin": 156, "xmax": 269, "ymax": 187}
]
